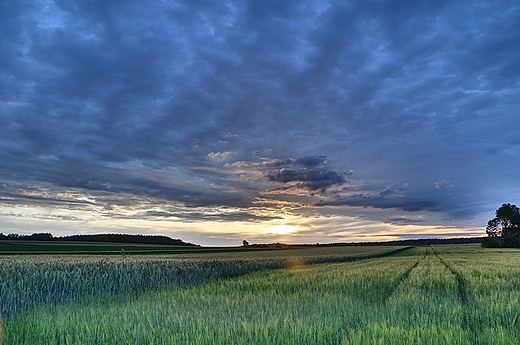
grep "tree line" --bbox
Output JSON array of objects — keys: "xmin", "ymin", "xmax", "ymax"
[{"xmin": 0, "ymin": 233, "xmax": 198, "ymax": 246}]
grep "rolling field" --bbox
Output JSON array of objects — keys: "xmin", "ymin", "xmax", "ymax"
[
  {"xmin": 2, "ymin": 245, "xmax": 520, "ymax": 344},
  {"xmin": 0, "ymin": 245, "xmax": 401, "ymax": 318}
]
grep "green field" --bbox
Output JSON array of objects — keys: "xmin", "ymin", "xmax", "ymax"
[
  {"xmin": 2, "ymin": 245, "xmax": 520, "ymax": 344},
  {"xmin": 0, "ymin": 245, "xmax": 401, "ymax": 318}
]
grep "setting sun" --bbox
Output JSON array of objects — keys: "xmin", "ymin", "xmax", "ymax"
[{"xmin": 271, "ymin": 224, "xmax": 299, "ymax": 235}]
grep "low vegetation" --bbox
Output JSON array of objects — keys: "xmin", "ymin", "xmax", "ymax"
[
  {"xmin": 0, "ymin": 246, "xmax": 400, "ymax": 318},
  {"xmin": 3, "ymin": 245, "xmax": 520, "ymax": 344}
]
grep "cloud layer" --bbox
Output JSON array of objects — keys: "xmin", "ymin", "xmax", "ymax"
[{"xmin": 1, "ymin": 0, "xmax": 519, "ymax": 244}]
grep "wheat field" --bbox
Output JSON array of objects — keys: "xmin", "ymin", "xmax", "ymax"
[{"xmin": 4, "ymin": 245, "xmax": 520, "ymax": 344}]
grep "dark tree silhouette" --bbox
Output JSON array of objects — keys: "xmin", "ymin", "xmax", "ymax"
[{"xmin": 483, "ymin": 203, "xmax": 520, "ymax": 247}]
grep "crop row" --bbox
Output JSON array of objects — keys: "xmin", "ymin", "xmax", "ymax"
[
  {"xmin": 0, "ymin": 246, "xmax": 403, "ymax": 318},
  {"xmin": 3, "ymin": 246, "xmax": 494, "ymax": 344},
  {"xmin": 5, "ymin": 245, "xmax": 520, "ymax": 344}
]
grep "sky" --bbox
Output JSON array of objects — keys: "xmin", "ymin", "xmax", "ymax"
[{"xmin": 1, "ymin": 0, "xmax": 519, "ymax": 246}]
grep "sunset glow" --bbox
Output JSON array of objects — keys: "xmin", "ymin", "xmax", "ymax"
[{"xmin": 270, "ymin": 224, "xmax": 300, "ymax": 235}]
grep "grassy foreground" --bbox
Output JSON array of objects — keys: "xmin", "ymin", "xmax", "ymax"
[
  {"xmin": 5, "ymin": 245, "xmax": 520, "ymax": 344},
  {"xmin": 0, "ymin": 246, "xmax": 401, "ymax": 317}
]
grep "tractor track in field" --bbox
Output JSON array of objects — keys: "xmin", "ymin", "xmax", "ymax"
[
  {"xmin": 429, "ymin": 246, "xmax": 469, "ymax": 305},
  {"xmin": 429, "ymin": 245, "xmax": 476, "ymax": 332},
  {"xmin": 383, "ymin": 246, "xmax": 476, "ymax": 332},
  {"xmin": 382, "ymin": 247, "xmax": 426, "ymax": 304}
]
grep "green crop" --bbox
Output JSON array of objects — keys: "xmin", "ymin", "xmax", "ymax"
[
  {"xmin": 5, "ymin": 245, "xmax": 520, "ymax": 344},
  {"xmin": 0, "ymin": 246, "xmax": 400, "ymax": 318}
]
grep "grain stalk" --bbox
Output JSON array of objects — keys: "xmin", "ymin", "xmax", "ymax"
[{"xmin": 0, "ymin": 311, "xmax": 4, "ymax": 345}]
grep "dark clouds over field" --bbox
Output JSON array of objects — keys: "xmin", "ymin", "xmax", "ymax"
[{"xmin": 1, "ymin": 0, "xmax": 519, "ymax": 244}]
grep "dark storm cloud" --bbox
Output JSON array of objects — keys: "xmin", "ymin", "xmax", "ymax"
[
  {"xmin": 265, "ymin": 168, "xmax": 345, "ymax": 192},
  {"xmin": 226, "ymin": 156, "xmax": 329, "ymax": 169},
  {"xmin": 317, "ymin": 194, "xmax": 436, "ymax": 213},
  {"xmin": 223, "ymin": 155, "xmax": 348, "ymax": 195},
  {"xmin": 1, "ymin": 0, "xmax": 519, "ymax": 238}
]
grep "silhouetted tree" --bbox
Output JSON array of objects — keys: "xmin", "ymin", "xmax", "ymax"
[
  {"xmin": 483, "ymin": 203, "xmax": 520, "ymax": 247},
  {"xmin": 242, "ymin": 240, "xmax": 249, "ymax": 247}
]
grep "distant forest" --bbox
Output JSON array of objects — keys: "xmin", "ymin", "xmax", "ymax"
[
  {"xmin": 0, "ymin": 232, "xmax": 484, "ymax": 247},
  {"xmin": 316, "ymin": 237, "xmax": 485, "ymax": 247},
  {"xmin": 0, "ymin": 232, "xmax": 199, "ymax": 247},
  {"xmin": 243, "ymin": 237, "xmax": 485, "ymax": 248}
]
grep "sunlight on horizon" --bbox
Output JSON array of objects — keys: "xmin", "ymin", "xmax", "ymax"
[
  {"xmin": 0, "ymin": 204, "xmax": 484, "ymax": 246},
  {"xmin": 270, "ymin": 224, "xmax": 299, "ymax": 235}
]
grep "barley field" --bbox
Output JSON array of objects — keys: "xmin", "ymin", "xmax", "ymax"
[
  {"xmin": 0, "ymin": 245, "xmax": 400, "ymax": 318},
  {"xmin": 3, "ymin": 245, "xmax": 520, "ymax": 344}
]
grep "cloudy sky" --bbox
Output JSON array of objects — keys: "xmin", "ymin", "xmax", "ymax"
[{"xmin": 1, "ymin": 0, "xmax": 519, "ymax": 245}]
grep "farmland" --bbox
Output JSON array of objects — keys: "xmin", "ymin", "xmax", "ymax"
[
  {"xmin": 0, "ymin": 244, "xmax": 402, "ymax": 318},
  {"xmin": 3, "ymin": 245, "xmax": 520, "ymax": 344}
]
